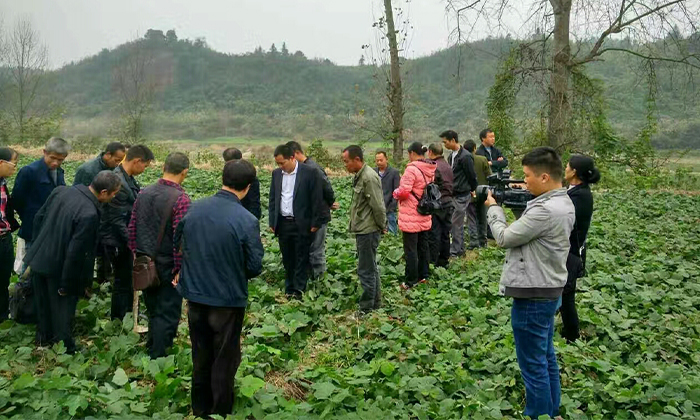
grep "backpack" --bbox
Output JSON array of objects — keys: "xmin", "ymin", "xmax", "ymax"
[
  {"xmin": 411, "ymin": 167, "xmax": 442, "ymax": 215},
  {"xmin": 9, "ymin": 279, "xmax": 36, "ymax": 325}
]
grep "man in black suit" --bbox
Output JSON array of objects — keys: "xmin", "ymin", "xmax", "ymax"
[
  {"xmin": 24, "ymin": 171, "xmax": 122, "ymax": 353},
  {"xmin": 100, "ymin": 145, "xmax": 154, "ymax": 321},
  {"xmin": 268, "ymin": 144, "xmax": 323, "ymax": 298},
  {"xmin": 476, "ymin": 128, "xmax": 509, "ymax": 172}
]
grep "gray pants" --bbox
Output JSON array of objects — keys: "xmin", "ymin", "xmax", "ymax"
[
  {"xmin": 310, "ymin": 223, "xmax": 328, "ymax": 279},
  {"xmin": 467, "ymin": 201, "xmax": 488, "ymax": 247},
  {"xmin": 356, "ymin": 232, "xmax": 381, "ymax": 312},
  {"xmin": 450, "ymin": 194, "xmax": 470, "ymax": 257}
]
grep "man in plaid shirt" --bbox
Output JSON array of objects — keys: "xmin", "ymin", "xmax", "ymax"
[
  {"xmin": 0, "ymin": 147, "xmax": 20, "ymax": 321},
  {"xmin": 128, "ymin": 152, "xmax": 191, "ymax": 358}
]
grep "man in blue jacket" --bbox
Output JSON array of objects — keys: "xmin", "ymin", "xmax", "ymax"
[
  {"xmin": 11, "ymin": 137, "xmax": 70, "ymax": 273},
  {"xmin": 175, "ymin": 159, "xmax": 264, "ymax": 418}
]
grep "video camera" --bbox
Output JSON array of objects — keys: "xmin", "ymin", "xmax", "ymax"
[{"xmin": 475, "ymin": 169, "xmax": 534, "ymax": 211}]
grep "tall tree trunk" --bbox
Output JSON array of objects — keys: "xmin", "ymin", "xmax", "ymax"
[
  {"xmin": 548, "ymin": 0, "xmax": 572, "ymax": 150},
  {"xmin": 383, "ymin": 0, "xmax": 405, "ymax": 164}
]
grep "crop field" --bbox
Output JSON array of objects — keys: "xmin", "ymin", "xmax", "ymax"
[{"xmin": 0, "ymin": 157, "xmax": 699, "ymax": 419}]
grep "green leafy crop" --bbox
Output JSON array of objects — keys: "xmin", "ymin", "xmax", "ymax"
[{"xmin": 1, "ymin": 163, "xmax": 699, "ymax": 419}]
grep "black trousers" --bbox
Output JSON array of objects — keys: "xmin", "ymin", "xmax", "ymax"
[
  {"xmin": 429, "ymin": 202, "xmax": 454, "ymax": 267},
  {"xmin": 277, "ymin": 218, "xmax": 311, "ymax": 296},
  {"xmin": 560, "ymin": 278, "xmax": 580, "ymax": 342},
  {"xmin": 0, "ymin": 234, "xmax": 13, "ymax": 321},
  {"xmin": 188, "ymin": 301, "xmax": 245, "ymax": 417},
  {"xmin": 32, "ymin": 272, "xmax": 79, "ymax": 353},
  {"xmin": 403, "ymin": 230, "xmax": 430, "ymax": 286},
  {"xmin": 107, "ymin": 244, "xmax": 134, "ymax": 321},
  {"xmin": 144, "ymin": 267, "xmax": 183, "ymax": 358},
  {"xmin": 95, "ymin": 243, "xmax": 111, "ymax": 283}
]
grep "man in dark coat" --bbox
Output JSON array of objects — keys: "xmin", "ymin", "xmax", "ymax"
[
  {"xmin": 0, "ymin": 147, "xmax": 20, "ymax": 321},
  {"xmin": 222, "ymin": 147, "xmax": 261, "ymax": 219},
  {"xmin": 175, "ymin": 159, "xmax": 264, "ymax": 417},
  {"xmin": 427, "ymin": 143, "xmax": 454, "ymax": 267},
  {"xmin": 100, "ymin": 145, "xmax": 154, "ymax": 321},
  {"xmin": 128, "ymin": 152, "xmax": 191, "ymax": 358},
  {"xmin": 476, "ymin": 128, "xmax": 509, "ymax": 172},
  {"xmin": 11, "ymin": 137, "xmax": 69, "ymax": 274},
  {"xmin": 74, "ymin": 142, "xmax": 126, "ymax": 283},
  {"xmin": 73, "ymin": 142, "xmax": 126, "ymax": 186},
  {"xmin": 268, "ymin": 144, "xmax": 323, "ymax": 298},
  {"xmin": 440, "ymin": 130, "xmax": 478, "ymax": 257},
  {"xmin": 24, "ymin": 171, "xmax": 122, "ymax": 353},
  {"xmin": 287, "ymin": 141, "xmax": 338, "ymax": 280},
  {"xmin": 374, "ymin": 151, "xmax": 400, "ymax": 235}
]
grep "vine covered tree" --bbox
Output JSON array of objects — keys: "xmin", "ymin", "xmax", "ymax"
[{"xmin": 447, "ymin": 0, "xmax": 700, "ymax": 151}]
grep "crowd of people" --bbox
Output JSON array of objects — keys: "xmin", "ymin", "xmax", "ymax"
[{"xmin": 0, "ymin": 130, "xmax": 600, "ymax": 418}]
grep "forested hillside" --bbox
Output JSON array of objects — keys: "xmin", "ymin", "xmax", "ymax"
[{"xmin": 45, "ymin": 30, "xmax": 700, "ymax": 149}]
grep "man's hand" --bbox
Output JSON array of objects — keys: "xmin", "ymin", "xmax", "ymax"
[
  {"xmin": 497, "ymin": 157, "xmax": 504, "ymax": 162},
  {"xmin": 172, "ymin": 272, "xmax": 180, "ymax": 287},
  {"xmin": 471, "ymin": 191, "xmax": 476, "ymax": 198},
  {"xmin": 269, "ymin": 227, "xmax": 275, "ymax": 234},
  {"xmin": 311, "ymin": 227, "xmax": 319, "ymax": 233},
  {"xmin": 382, "ymin": 229, "xmax": 388, "ymax": 235},
  {"xmin": 485, "ymin": 190, "xmax": 498, "ymax": 207},
  {"xmin": 331, "ymin": 202, "xmax": 340, "ymax": 210},
  {"xmin": 487, "ymin": 161, "xmax": 493, "ymax": 166}
]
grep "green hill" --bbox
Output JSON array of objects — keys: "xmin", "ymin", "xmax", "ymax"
[{"xmin": 45, "ymin": 31, "xmax": 700, "ymax": 149}]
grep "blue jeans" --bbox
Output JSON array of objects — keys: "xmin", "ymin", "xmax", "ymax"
[
  {"xmin": 387, "ymin": 211, "xmax": 398, "ymax": 235},
  {"xmin": 511, "ymin": 298, "xmax": 561, "ymax": 418}
]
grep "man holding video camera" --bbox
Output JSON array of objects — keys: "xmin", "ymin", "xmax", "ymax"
[{"xmin": 484, "ymin": 147, "xmax": 574, "ymax": 419}]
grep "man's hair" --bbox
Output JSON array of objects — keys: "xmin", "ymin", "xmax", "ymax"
[
  {"xmin": 91, "ymin": 170, "xmax": 122, "ymax": 193},
  {"xmin": 521, "ymin": 147, "xmax": 563, "ymax": 181},
  {"xmin": 428, "ymin": 143, "xmax": 443, "ymax": 156},
  {"xmin": 286, "ymin": 141, "xmax": 303, "ymax": 154},
  {"xmin": 223, "ymin": 159, "xmax": 257, "ymax": 191},
  {"xmin": 126, "ymin": 145, "xmax": 155, "ymax": 162},
  {"xmin": 222, "ymin": 147, "xmax": 242, "ymax": 162},
  {"xmin": 375, "ymin": 150, "xmax": 388, "ymax": 159},
  {"xmin": 464, "ymin": 140, "xmax": 477, "ymax": 153},
  {"xmin": 439, "ymin": 130, "xmax": 458, "ymax": 142},
  {"xmin": 45, "ymin": 137, "xmax": 70, "ymax": 155},
  {"xmin": 479, "ymin": 128, "xmax": 493, "ymax": 141},
  {"xmin": 274, "ymin": 144, "xmax": 294, "ymax": 159},
  {"xmin": 164, "ymin": 152, "xmax": 190, "ymax": 175},
  {"xmin": 343, "ymin": 145, "xmax": 364, "ymax": 162},
  {"xmin": 0, "ymin": 147, "xmax": 17, "ymax": 162},
  {"xmin": 105, "ymin": 142, "xmax": 126, "ymax": 155}
]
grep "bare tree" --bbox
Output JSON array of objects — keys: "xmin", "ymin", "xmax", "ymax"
[
  {"xmin": 113, "ymin": 40, "xmax": 157, "ymax": 142},
  {"xmin": 446, "ymin": 0, "xmax": 700, "ymax": 150},
  {"xmin": 383, "ymin": 0, "xmax": 406, "ymax": 163},
  {"xmin": 4, "ymin": 18, "xmax": 48, "ymax": 142}
]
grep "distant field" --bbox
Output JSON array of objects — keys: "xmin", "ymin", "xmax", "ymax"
[
  {"xmin": 660, "ymin": 150, "xmax": 700, "ymax": 174},
  {"xmin": 163, "ymin": 137, "xmax": 390, "ymax": 159}
]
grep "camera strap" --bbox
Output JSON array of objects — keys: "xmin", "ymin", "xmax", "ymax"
[{"xmin": 410, "ymin": 168, "xmax": 429, "ymax": 201}]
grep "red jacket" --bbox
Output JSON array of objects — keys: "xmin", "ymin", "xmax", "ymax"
[{"xmin": 393, "ymin": 160, "xmax": 437, "ymax": 233}]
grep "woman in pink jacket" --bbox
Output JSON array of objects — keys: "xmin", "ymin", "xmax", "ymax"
[{"xmin": 393, "ymin": 142, "xmax": 437, "ymax": 289}]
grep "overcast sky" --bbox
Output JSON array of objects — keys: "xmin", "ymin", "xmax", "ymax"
[{"xmin": 0, "ymin": 0, "xmax": 469, "ymax": 68}]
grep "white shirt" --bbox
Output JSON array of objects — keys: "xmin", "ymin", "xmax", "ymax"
[
  {"xmin": 280, "ymin": 160, "xmax": 298, "ymax": 217},
  {"xmin": 450, "ymin": 149, "xmax": 460, "ymax": 169}
]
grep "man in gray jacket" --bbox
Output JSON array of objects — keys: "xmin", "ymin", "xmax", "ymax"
[{"xmin": 485, "ymin": 147, "xmax": 574, "ymax": 419}]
